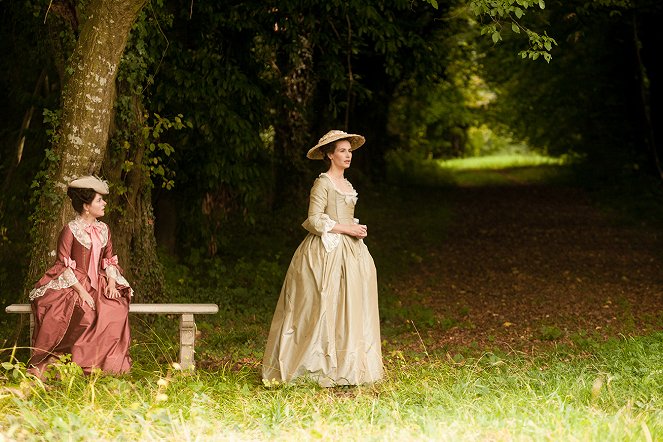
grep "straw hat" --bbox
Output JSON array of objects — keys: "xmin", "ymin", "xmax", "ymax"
[
  {"xmin": 68, "ymin": 175, "xmax": 109, "ymax": 195},
  {"xmin": 306, "ymin": 130, "xmax": 365, "ymax": 160}
]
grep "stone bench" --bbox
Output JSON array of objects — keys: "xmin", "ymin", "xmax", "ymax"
[{"xmin": 5, "ymin": 303, "xmax": 219, "ymax": 370}]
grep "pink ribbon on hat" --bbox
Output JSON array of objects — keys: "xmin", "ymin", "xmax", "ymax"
[
  {"xmin": 63, "ymin": 256, "xmax": 77, "ymax": 270},
  {"xmin": 85, "ymin": 222, "xmax": 103, "ymax": 291},
  {"xmin": 102, "ymin": 255, "xmax": 118, "ymax": 269}
]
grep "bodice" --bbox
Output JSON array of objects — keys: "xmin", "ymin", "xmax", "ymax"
[{"xmin": 320, "ymin": 173, "xmax": 358, "ymax": 224}]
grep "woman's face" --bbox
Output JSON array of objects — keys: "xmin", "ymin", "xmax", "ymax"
[
  {"xmin": 84, "ymin": 193, "xmax": 106, "ymax": 218},
  {"xmin": 327, "ymin": 140, "xmax": 352, "ymax": 170}
]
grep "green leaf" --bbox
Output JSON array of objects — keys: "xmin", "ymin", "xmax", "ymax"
[
  {"xmin": 491, "ymin": 32, "xmax": 501, "ymax": 43},
  {"xmin": 512, "ymin": 23, "xmax": 520, "ymax": 33},
  {"xmin": 539, "ymin": 0, "xmax": 545, "ymax": 9},
  {"xmin": 515, "ymin": 7, "xmax": 523, "ymax": 19},
  {"xmin": 544, "ymin": 41, "xmax": 552, "ymax": 51},
  {"xmin": 1, "ymin": 362, "xmax": 14, "ymax": 370}
]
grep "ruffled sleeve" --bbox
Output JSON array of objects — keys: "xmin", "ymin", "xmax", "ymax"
[
  {"xmin": 101, "ymin": 228, "xmax": 133, "ymax": 297},
  {"xmin": 301, "ymin": 177, "xmax": 341, "ymax": 252},
  {"xmin": 29, "ymin": 226, "xmax": 79, "ymax": 301}
]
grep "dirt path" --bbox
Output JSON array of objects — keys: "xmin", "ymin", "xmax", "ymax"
[{"xmin": 399, "ymin": 184, "xmax": 663, "ymax": 353}]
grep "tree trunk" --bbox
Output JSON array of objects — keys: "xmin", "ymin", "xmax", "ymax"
[
  {"xmin": 632, "ymin": 13, "xmax": 662, "ymax": 180},
  {"xmin": 0, "ymin": 69, "xmax": 47, "ymax": 210},
  {"xmin": 103, "ymin": 93, "xmax": 165, "ymax": 302},
  {"xmin": 25, "ymin": 0, "xmax": 147, "ymax": 295}
]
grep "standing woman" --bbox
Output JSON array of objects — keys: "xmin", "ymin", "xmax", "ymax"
[
  {"xmin": 28, "ymin": 176, "xmax": 132, "ymax": 377},
  {"xmin": 263, "ymin": 130, "xmax": 383, "ymax": 387}
]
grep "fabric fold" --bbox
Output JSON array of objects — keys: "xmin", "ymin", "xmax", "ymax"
[
  {"xmin": 29, "ymin": 218, "xmax": 132, "ymax": 376},
  {"xmin": 263, "ymin": 174, "xmax": 383, "ymax": 387},
  {"xmin": 85, "ymin": 223, "xmax": 103, "ymax": 291}
]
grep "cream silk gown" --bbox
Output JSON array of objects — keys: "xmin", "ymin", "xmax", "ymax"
[{"xmin": 262, "ymin": 173, "xmax": 384, "ymax": 387}]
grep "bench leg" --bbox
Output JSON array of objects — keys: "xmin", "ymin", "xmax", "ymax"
[
  {"xmin": 29, "ymin": 312, "xmax": 35, "ymax": 346},
  {"xmin": 179, "ymin": 314, "xmax": 196, "ymax": 370}
]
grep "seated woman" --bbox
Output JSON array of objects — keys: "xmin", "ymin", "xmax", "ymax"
[{"xmin": 28, "ymin": 175, "xmax": 132, "ymax": 377}]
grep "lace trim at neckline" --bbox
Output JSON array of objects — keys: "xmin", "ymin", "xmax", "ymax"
[
  {"xmin": 69, "ymin": 217, "xmax": 108, "ymax": 249},
  {"xmin": 320, "ymin": 173, "xmax": 357, "ymax": 197},
  {"xmin": 73, "ymin": 216, "xmax": 104, "ymax": 229}
]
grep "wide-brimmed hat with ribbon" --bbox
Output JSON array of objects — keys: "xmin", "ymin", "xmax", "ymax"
[
  {"xmin": 68, "ymin": 175, "xmax": 109, "ymax": 195},
  {"xmin": 306, "ymin": 130, "xmax": 365, "ymax": 160}
]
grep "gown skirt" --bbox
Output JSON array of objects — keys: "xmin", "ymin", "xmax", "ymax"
[
  {"xmin": 262, "ymin": 228, "xmax": 383, "ymax": 387},
  {"xmin": 29, "ymin": 219, "xmax": 132, "ymax": 375}
]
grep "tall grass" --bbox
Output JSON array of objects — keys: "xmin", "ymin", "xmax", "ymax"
[
  {"xmin": 1, "ymin": 333, "xmax": 661, "ymax": 440},
  {"xmin": 2, "ymin": 156, "xmax": 661, "ymax": 440}
]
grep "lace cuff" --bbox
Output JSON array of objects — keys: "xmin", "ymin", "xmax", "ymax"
[
  {"xmin": 321, "ymin": 232, "xmax": 340, "ymax": 252},
  {"xmin": 29, "ymin": 267, "xmax": 78, "ymax": 301},
  {"xmin": 106, "ymin": 264, "xmax": 131, "ymax": 292},
  {"xmin": 320, "ymin": 217, "xmax": 340, "ymax": 252}
]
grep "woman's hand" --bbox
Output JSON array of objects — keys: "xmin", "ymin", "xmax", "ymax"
[
  {"xmin": 345, "ymin": 224, "xmax": 368, "ymax": 239},
  {"xmin": 77, "ymin": 289, "xmax": 96, "ymax": 310},
  {"xmin": 105, "ymin": 280, "xmax": 121, "ymax": 299}
]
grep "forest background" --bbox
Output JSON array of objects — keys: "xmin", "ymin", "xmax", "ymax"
[
  {"xmin": 0, "ymin": 0, "xmax": 662, "ymax": 439},
  {"xmin": 1, "ymin": 0, "xmax": 662, "ymax": 300}
]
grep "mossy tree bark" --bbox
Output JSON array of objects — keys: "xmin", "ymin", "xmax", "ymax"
[
  {"xmin": 102, "ymin": 93, "xmax": 165, "ymax": 302},
  {"xmin": 25, "ymin": 0, "xmax": 148, "ymax": 296}
]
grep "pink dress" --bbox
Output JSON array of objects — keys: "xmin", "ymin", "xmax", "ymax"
[{"xmin": 29, "ymin": 217, "xmax": 132, "ymax": 375}]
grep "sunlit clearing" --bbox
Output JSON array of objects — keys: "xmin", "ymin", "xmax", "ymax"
[{"xmin": 438, "ymin": 154, "xmax": 568, "ymax": 171}]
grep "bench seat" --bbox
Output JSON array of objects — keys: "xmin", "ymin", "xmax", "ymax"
[{"xmin": 5, "ymin": 303, "xmax": 219, "ymax": 370}]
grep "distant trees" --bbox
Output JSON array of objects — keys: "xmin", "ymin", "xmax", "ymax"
[
  {"xmin": 145, "ymin": 1, "xmax": 455, "ymax": 257},
  {"xmin": 2, "ymin": 0, "xmax": 661, "ymax": 300},
  {"xmin": 478, "ymin": 0, "xmax": 663, "ymax": 177}
]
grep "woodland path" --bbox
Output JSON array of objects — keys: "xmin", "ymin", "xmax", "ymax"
[{"xmin": 393, "ymin": 183, "xmax": 663, "ymax": 353}]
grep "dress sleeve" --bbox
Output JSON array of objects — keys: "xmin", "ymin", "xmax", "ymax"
[
  {"xmin": 301, "ymin": 178, "xmax": 341, "ymax": 252},
  {"xmin": 302, "ymin": 178, "xmax": 336, "ymax": 235},
  {"xmin": 101, "ymin": 228, "xmax": 132, "ymax": 294},
  {"xmin": 28, "ymin": 226, "xmax": 78, "ymax": 301}
]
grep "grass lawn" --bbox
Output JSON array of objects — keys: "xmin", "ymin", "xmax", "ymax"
[
  {"xmin": 1, "ymin": 333, "xmax": 660, "ymax": 441},
  {"xmin": 438, "ymin": 154, "xmax": 573, "ymax": 187},
  {"xmin": 1, "ymin": 156, "xmax": 661, "ymax": 440}
]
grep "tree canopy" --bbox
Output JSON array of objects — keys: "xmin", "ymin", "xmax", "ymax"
[{"xmin": 1, "ymin": 0, "xmax": 661, "ymax": 299}]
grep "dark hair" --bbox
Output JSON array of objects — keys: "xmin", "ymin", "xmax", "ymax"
[
  {"xmin": 319, "ymin": 142, "xmax": 338, "ymax": 167},
  {"xmin": 67, "ymin": 187, "xmax": 97, "ymax": 214}
]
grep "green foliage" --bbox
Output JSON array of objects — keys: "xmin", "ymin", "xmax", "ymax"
[
  {"xmin": 518, "ymin": 30, "xmax": 557, "ymax": 62},
  {"xmin": 469, "ymin": 0, "xmax": 558, "ymax": 62},
  {"xmin": 476, "ymin": 0, "xmax": 649, "ymax": 174},
  {"xmin": 385, "ymin": 149, "xmax": 456, "ymax": 187},
  {"xmin": 538, "ymin": 324, "xmax": 564, "ymax": 341},
  {"xmin": 143, "ymin": 0, "xmax": 454, "ymax": 237},
  {"xmin": 385, "ymin": 7, "xmax": 501, "ymax": 161},
  {"xmin": 0, "ymin": 352, "xmax": 27, "ymax": 381},
  {"xmin": 160, "ymin": 249, "xmax": 285, "ymax": 311},
  {"xmin": 466, "ymin": 125, "xmax": 526, "ymax": 157},
  {"xmin": 108, "ymin": 4, "xmax": 189, "ymax": 197},
  {"xmin": 28, "ymin": 109, "xmax": 64, "ymax": 234}
]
